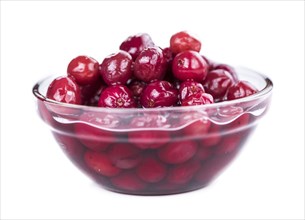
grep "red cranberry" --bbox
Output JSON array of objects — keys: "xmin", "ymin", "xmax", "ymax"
[
  {"xmin": 203, "ymin": 69, "xmax": 234, "ymax": 101},
  {"xmin": 134, "ymin": 47, "xmax": 167, "ymax": 83},
  {"xmin": 196, "ymin": 147, "xmax": 212, "ymax": 161},
  {"xmin": 214, "ymin": 135, "xmax": 241, "ymax": 155},
  {"xmin": 172, "ymin": 50, "xmax": 208, "ymax": 82},
  {"xmin": 167, "ymin": 159, "xmax": 201, "ymax": 184},
  {"xmin": 127, "ymin": 114, "xmax": 171, "ymax": 149},
  {"xmin": 181, "ymin": 91, "xmax": 214, "ymax": 106},
  {"xmin": 67, "ymin": 55, "xmax": 100, "ymax": 85},
  {"xmin": 136, "ymin": 157, "xmax": 167, "ymax": 183},
  {"xmin": 182, "ymin": 118, "xmax": 211, "ymax": 137},
  {"xmin": 82, "ymin": 83, "xmax": 106, "ymax": 106},
  {"xmin": 211, "ymin": 63, "xmax": 238, "ymax": 82},
  {"xmin": 158, "ymin": 140, "xmax": 198, "ymax": 164},
  {"xmin": 98, "ymin": 85, "xmax": 136, "ymax": 108},
  {"xmin": 225, "ymin": 81, "xmax": 258, "ymax": 100},
  {"xmin": 53, "ymin": 133, "xmax": 85, "ymax": 159},
  {"xmin": 179, "ymin": 81, "xmax": 205, "ymax": 101},
  {"xmin": 170, "ymin": 31, "xmax": 201, "ymax": 54},
  {"xmin": 128, "ymin": 79, "xmax": 146, "ymax": 98},
  {"xmin": 74, "ymin": 112, "xmax": 118, "ymax": 151},
  {"xmin": 195, "ymin": 151, "xmax": 238, "ymax": 184},
  {"xmin": 111, "ymin": 171, "xmax": 147, "ymax": 191},
  {"xmin": 99, "ymin": 51, "xmax": 133, "ymax": 85},
  {"xmin": 140, "ymin": 80, "xmax": 178, "ymax": 108},
  {"xmin": 199, "ymin": 123, "xmax": 222, "ymax": 148},
  {"xmin": 119, "ymin": 33, "xmax": 155, "ymax": 60},
  {"xmin": 108, "ymin": 143, "xmax": 142, "ymax": 169},
  {"xmin": 46, "ymin": 76, "xmax": 82, "ymax": 105},
  {"xmin": 84, "ymin": 151, "xmax": 121, "ymax": 177}
]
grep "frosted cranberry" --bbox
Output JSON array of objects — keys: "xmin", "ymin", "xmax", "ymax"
[
  {"xmin": 226, "ymin": 81, "xmax": 258, "ymax": 100},
  {"xmin": 128, "ymin": 79, "xmax": 146, "ymax": 98},
  {"xmin": 84, "ymin": 151, "xmax": 121, "ymax": 177},
  {"xmin": 172, "ymin": 50, "xmax": 208, "ymax": 82},
  {"xmin": 127, "ymin": 115, "xmax": 171, "ymax": 149},
  {"xmin": 46, "ymin": 76, "xmax": 82, "ymax": 104},
  {"xmin": 99, "ymin": 51, "xmax": 133, "ymax": 85},
  {"xmin": 203, "ymin": 69, "xmax": 234, "ymax": 101},
  {"xmin": 181, "ymin": 91, "xmax": 214, "ymax": 106},
  {"xmin": 108, "ymin": 143, "xmax": 141, "ymax": 169},
  {"xmin": 119, "ymin": 33, "xmax": 155, "ymax": 60},
  {"xmin": 167, "ymin": 160, "xmax": 201, "ymax": 184},
  {"xmin": 170, "ymin": 31, "xmax": 201, "ymax": 54},
  {"xmin": 140, "ymin": 80, "xmax": 178, "ymax": 108},
  {"xmin": 134, "ymin": 47, "xmax": 167, "ymax": 83},
  {"xmin": 98, "ymin": 85, "xmax": 136, "ymax": 108},
  {"xmin": 182, "ymin": 118, "xmax": 211, "ymax": 137},
  {"xmin": 136, "ymin": 157, "xmax": 167, "ymax": 183},
  {"xmin": 179, "ymin": 81, "xmax": 205, "ymax": 101},
  {"xmin": 67, "ymin": 55, "xmax": 100, "ymax": 85},
  {"xmin": 74, "ymin": 112, "xmax": 118, "ymax": 151},
  {"xmin": 158, "ymin": 140, "xmax": 198, "ymax": 164},
  {"xmin": 111, "ymin": 171, "xmax": 147, "ymax": 191}
]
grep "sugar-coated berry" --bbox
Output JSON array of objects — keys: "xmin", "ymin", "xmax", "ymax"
[
  {"xmin": 99, "ymin": 51, "xmax": 133, "ymax": 85},
  {"xmin": 172, "ymin": 50, "xmax": 208, "ymax": 82},
  {"xmin": 67, "ymin": 55, "xmax": 100, "ymax": 85},
  {"xmin": 47, "ymin": 76, "xmax": 82, "ymax": 104}
]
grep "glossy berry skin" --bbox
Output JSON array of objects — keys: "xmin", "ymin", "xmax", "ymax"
[
  {"xmin": 98, "ymin": 85, "xmax": 136, "ymax": 108},
  {"xmin": 119, "ymin": 33, "xmax": 155, "ymax": 60},
  {"xmin": 170, "ymin": 31, "xmax": 201, "ymax": 54},
  {"xmin": 46, "ymin": 76, "xmax": 82, "ymax": 104},
  {"xmin": 99, "ymin": 51, "xmax": 133, "ymax": 85},
  {"xmin": 225, "ymin": 81, "xmax": 258, "ymax": 100},
  {"xmin": 211, "ymin": 63, "xmax": 238, "ymax": 82},
  {"xmin": 179, "ymin": 81, "xmax": 205, "ymax": 101},
  {"xmin": 181, "ymin": 91, "xmax": 214, "ymax": 106},
  {"xmin": 67, "ymin": 55, "xmax": 100, "ymax": 85},
  {"xmin": 172, "ymin": 50, "xmax": 208, "ymax": 82},
  {"xmin": 140, "ymin": 80, "xmax": 178, "ymax": 108},
  {"xmin": 134, "ymin": 47, "xmax": 167, "ymax": 83},
  {"xmin": 203, "ymin": 69, "xmax": 234, "ymax": 101}
]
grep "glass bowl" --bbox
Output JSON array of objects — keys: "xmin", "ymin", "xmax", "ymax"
[{"xmin": 32, "ymin": 67, "xmax": 273, "ymax": 195}]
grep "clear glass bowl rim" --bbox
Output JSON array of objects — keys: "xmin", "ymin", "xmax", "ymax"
[{"xmin": 32, "ymin": 66, "xmax": 273, "ymax": 114}]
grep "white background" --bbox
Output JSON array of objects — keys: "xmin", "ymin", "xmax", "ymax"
[{"xmin": 1, "ymin": 1, "xmax": 304, "ymax": 219}]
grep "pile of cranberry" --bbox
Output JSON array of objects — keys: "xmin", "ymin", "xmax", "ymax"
[
  {"xmin": 46, "ymin": 31, "xmax": 257, "ymax": 108},
  {"xmin": 44, "ymin": 32, "xmax": 260, "ymax": 194}
]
